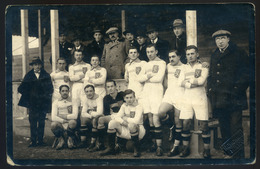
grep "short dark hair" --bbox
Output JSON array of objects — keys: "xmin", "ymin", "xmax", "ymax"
[
  {"xmin": 84, "ymin": 84, "xmax": 95, "ymax": 91},
  {"xmin": 168, "ymin": 50, "xmax": 181, "ymax": 57},
  {"xmin": 91, "ymin": 55, "xmax": 100, "ymax": 60},
  {"xmin": 73, "ymin": 49, "xmax": 84, "ymax": 56},
  {"xmin": 127, "ymin": 46, "xmax": 140, "ymax": 54},
  {"xmin": 106, "ymin": 80, "xmax": 117, "ymax": 86},
  {"xmin": 185, "ymin": 45, "xmax": 199, "ymax": 53},
  {"xmin": 59, "ymin": 84, "xmax": 70, "ymax": 92},
  {"xmin": 146, "ymin": 44, "xmax": 158, "ymax": 51},
  {"xmin": 123, "ymin": 89, "xmax": 135, "ymax": 98},
  {"xmin": 57, "ymin": 57, "xmax": 67, "ymax": 63}
]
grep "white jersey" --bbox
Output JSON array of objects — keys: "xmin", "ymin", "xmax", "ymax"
[
  {"xmin": 51, "ymin": 98, "xmax": 78, "ymax": 128},
  {"xmin": 81, "ymin": 94, "xmax": 103, "ymax": 119},
  {"xmin": 50, "ymin": 70, "xmax": 70, "ymax": 101},
  {"xmin": 115, "ymin": 102, "xmax": 144, "ymax": 125},
  {"xmin": 140, "ymin": 58, "xmax": 166, "ymax": 114},
  {"xmin": 125, "ymin": 60, "xmax": 147, "ymax": 99},
  {"xmin": 84, "ymin": 67, "xmax": 107, "ymax": 98}
]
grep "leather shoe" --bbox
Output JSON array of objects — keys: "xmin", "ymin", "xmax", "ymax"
[
  {"xmin": 179, "ymin": 146, "xmax": 190, "ymax": 157},
  {"xmin": 28, "ymin": 142, "xmax": 37, "ymax": 147},
  {"xmin": 203, "ymin": 149, "xmax": 211, "ymax": 159},
  {"xmin": 37, "ymin": 141, "xmax": 47, "ymax": 146},
  {"xmin": 156, "ymin": 146, "xmax": 163, "ymax": 156},
  {"xmin": 167, "ymin": 146, "xmax": 179, "ymax": 157}
]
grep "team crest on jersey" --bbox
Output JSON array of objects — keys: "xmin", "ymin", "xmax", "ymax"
[
  {"xmin": 174, "ymin": 69, "xmax": 181, "ymax": 78},
  {"xmin": 136, "ymin": 67, "xmax": 141, "ymax": 75},
  {"xmin": 152, "ymin": 65, "xmax": 159, "ymax": 73},
  {"xmin": 194, "ymin": 69, "xmax": 202, "ymax": 78},
  {"xmin": 95, "ymin": 72, "xmax": 101, "ymax": 78},
  {"xmin": 87, "ymin": 106, "xmax": 97, "ymax": 114},
  {"xmin": 67, "ymin": 105, "xmax": 72, "ymax": 114},
  {"xmin": 130, "ymin": 111, "xmax": 136, "ymax": 118}
]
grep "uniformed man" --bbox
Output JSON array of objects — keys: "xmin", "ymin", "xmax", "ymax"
[
  {"xmin": 146, "ymin": 25, "xmax": 169, "ymax": 63},
  {"xmin": 86, "ymin": 27, "xmax": 105, "ymax": 61},
  {"xmin": 51, "ymin": 85, "xmax": 79, "ymax": 150},
  {"xmin": 208, "ymin": 30, "xmax": 249, "ymax": 158},
  {"xmin": 124, "ymin": 46, "xmax": 147, "ymax": 103},
  {"xmin": 79, "ymin": 85, "xmax": 104, "ymax": 150},
  {"xmin": 140, "ymin": 44, "xmax": 166, "ymax": 156},
  {"xmin": 170, "ymin": 19, "xmax": 187, "ymax": 64},
  {"xmin": 100, "ymin": 89, "xmax": 145, "ymax": 157},
  {"xmin": 50, "ymin": 58, "xmax": 70, "ymax": 102},
  {"xmin": 84, "ymin": 55, "xmax": 107, "ymax": 98},
  {"xmin": 69, "ymin": 49, "xmax": 91, "ymax": 112},
  {"xmin": 158, "ymin": 50, "xmax": 185, "ymax": 157},
  {"xmin": 178, "ymin": 45, "xmax": 211, "ymax": 158},
  {"xmin": 101, "ymin": 27, "xmax": 127, "ymax": 79}
]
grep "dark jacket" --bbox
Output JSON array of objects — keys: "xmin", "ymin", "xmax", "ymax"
[
  {"xmin": 207, "ymin": 42, "xmax": 249, "ymax": 111},
  {"xmin": 18, "ymin": 69, "xmax": 53, "ymax": 113},
  {"xmin": 138, "ymin": 42, "xmax": 149, "ymax": 62},
  {"xmin": 170, "ymin": 33, "xmax": 187, "ymax": 64},
  {"xmin": 71, "ymin": 44, "xmax": 88, "ymax": 64},
  {"xmin": 148, "ymin": 37, "xmax": 169, "ymax": 63},
  {"xmin": 86, "ymin": 39, "xmax": 105, "ymax": 62}
]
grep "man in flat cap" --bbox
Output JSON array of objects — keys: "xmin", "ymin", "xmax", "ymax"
[
  {"xmin": 170, "ymin": 19, "xmax": 187, "ymax": 64},
  {"xmin": 208, "ymin": 30, "xmax": 250, "ymax": 158},
  {"xmin": 146, "ymin": 24, "xmax": 169, "ymax": 63},
  {"xmin": 101, "ymin": 27, "xmax": 127, "ymax": 79},
  {"xmin": 86, "ymin": 27, "xmax": 105, "ymax": 62},
  {"xmin": 18, "ymin": 56, "xmax": 53, "ymax": 147}
]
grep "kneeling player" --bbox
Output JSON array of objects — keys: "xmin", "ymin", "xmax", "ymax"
[
  {"xmin": 79, "ymin": 85, "xmax": 104, "ymax": 151},
  {"xmin": 51, "ymin": 85, "xmax": 79, "ymax": 150},
  {"xmin": 178, "ymin": 45, "xmax": 211, "ymax": 158},
  {"xmin": 158, "ymin": 50, "xmax": 184, "ymax": 157},
  {"xmin": 100, "ymin": 89, "xmax": 145, "ymax": 157}
]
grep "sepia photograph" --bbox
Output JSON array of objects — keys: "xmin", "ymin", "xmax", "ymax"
[{"xmin": 5, "ymin": 3, "xmax": 256, "ymax": 166}]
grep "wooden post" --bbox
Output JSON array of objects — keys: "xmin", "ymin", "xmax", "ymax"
[
  {"xmin": 50, "ymin": 10, "xmax": 59, "ymax": 71},
  {"xmin": 38, "ymin": 10, "xmax": 44, "ymax": 65},
  {"xmin": 20, "ymin": 9, "xmax": 29, "ymax": 78},
  {"xmin": 186, "ymin": 10, "xmax": 202, "ymax": 158},
  {"xmin": 121, "ymin": 10, "xmax": 126, "ymax": 36}
]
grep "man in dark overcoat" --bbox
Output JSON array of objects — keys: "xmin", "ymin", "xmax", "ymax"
[
  {"xmin": 18, "ymin": 56, "xmax": 53, "ymax": 147},
  {"xmin": 146, "ymin": 25, "xmax": 169, "ymax": 63},
  {"xmin": 207, "ymin": 30, "xmax": 250, "ymax": 158},
  {"xmin": 86, "ymin": 27, "xmax": 105, "ymax": 62}
]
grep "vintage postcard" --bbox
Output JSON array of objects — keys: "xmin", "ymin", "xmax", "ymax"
[{"xmin": 5, "ymin": 3, "xmax": 256, "ymax": 166}]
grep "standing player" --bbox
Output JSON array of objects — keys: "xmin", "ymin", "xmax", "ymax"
[
  {"xmin": 50, "ymin": 58, "xmax": 70, "ymax": 102},
  {"xmin": 100, "ymin": 89, "xmax": 145, "ymax": 157},
  {"xmin": 140, "ymin": 44, "xmax": 166, "ymax": 156},
  {"xmin": 79, "ymin": 85, "xmax": 104, "ymax": 150},
  {"xmin": 158, "ymin": 50, "xmax": 184, "ymax": 157},
  {"xmin": 84, "ymin": 55, "xmax": 107, "ymax": 99},
  {"xmin": 124, "ymin": 46, "xmax": 147, "ymax": 104},
  {"xmin": 178, "ymin": 45, "xmax": 211, "ymax": 158},
  {"xmin": 51, "ymin": 85, "xmax": 79, "ymax": 150},
  {"xmin": 69, "ymin": 50, "xmax": 91, "ymax": 112}
]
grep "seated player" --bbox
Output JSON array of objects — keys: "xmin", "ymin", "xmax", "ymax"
[
  {"xmin": 124, "ymin": 46, "xmax": 147, "ymax": 104},
  {"xmin": 178, "ymin": 45, "xmax": 211, "ymax": 158},
  {"xmin": 50, "ymin": 57, "xmax": 70, "ymax": 102},
  {"xmin": 100, "ymin": 89, "xmax": 145, "ymax": 157},
  {"xmin": 84, "ymin": 55, "xmax": 107, "ymax": 98},
  {"xmin": 79, "ymin": 85, "xmax": 104, "ymax": 151},
  {"xmin": 158, "ymin": 50, "xmax": 185, "ymax": 157},
  {"xmin": 51, "ymin": 85, "xmax": 79, "ymax": 150}
]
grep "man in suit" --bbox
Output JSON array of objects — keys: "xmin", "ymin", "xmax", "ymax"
[
  {"xmin": 146, "ymin": 25, "xmax": 169, "ymax": 63},
  {"xmin": 208, "ymin": 30, "xmax": 250, "ymax": 158},
  {"xmin": 136, "ymin": 30, "xmax": 149, "ymax": 61},
  {"xmin": 86, "ymin": 27, "xmax": 105, "ymax": 62},
  {"xmin": 18, "ymin": 56, "xmax": 53, "ymax": 147},
  {"xmin": 71, "ymin": 36, "xmax": 88, "ymax": 64},
  {"xmin": 101, "ymin": 27, "xmax": 128, "ymax": 79}
]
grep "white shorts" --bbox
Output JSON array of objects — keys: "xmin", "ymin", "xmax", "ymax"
[
  {"xmin": 180, "ymin": 90, "xmax": 208, "ymax": 121},
  {"xmin": 117, "ymin": 125, "xmax": 146, "ymax": 140},
  {"xmin": 162, "ymin": 89, "xmax": 183, "ymax": 110},
  {"xmin": 142, "ymin": 83, "xmax": 163, "ymax": 115}
]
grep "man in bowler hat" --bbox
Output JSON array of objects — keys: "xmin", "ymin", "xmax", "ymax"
[{"xmin": 18, "ymin": 56, "xmax": 53, "ymax": 147}]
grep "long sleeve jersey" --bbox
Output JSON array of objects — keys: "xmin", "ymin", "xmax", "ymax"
[
  {"xmin": 50, "ymin": 70, "xmax": 70, "ymax": 93},
  {"xmin": 165, "ymin": 63, "xmax": 184, "ymax": 93},
  {"xmin": 114, "ymin": 102, "xmax": 143, "ymax": 125},
  {"xmin": 84, "ymin": 67, "xmax": 107, "ymax": 89},
  {"xmin": 81, "ymin": 94, "xmax": 103, "ymax": 118},
  {"xmin": 69, "ymin": 61, "xmax": 91, "ymax": 83},
  {"xmin": 51, "ymin": 98, "xmax": 78, "ymax": 123}
]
